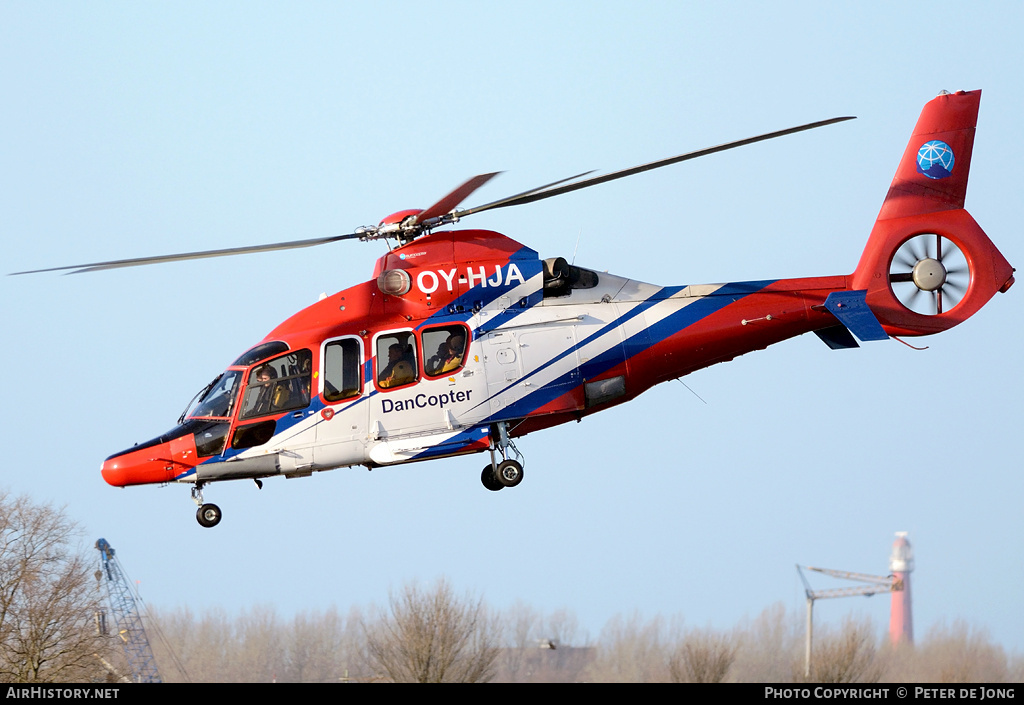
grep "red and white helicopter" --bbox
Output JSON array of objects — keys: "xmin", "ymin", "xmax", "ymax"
[{"xmin": 16, "ymin": 90, "xmax": 1013, "ymax": 527}]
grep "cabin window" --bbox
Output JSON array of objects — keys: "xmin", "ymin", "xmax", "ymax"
[
  {"xmin": 422, "ymin": 325, "xmax": 469, "ymax": 378},
  {"xmin": 376, "ymin": 331, "xmax": 418, "ymax": 390},
  {"xmin": 323, "ymin": 338, "xmax": 362, "ymax": 402},
  {"xmin": 239, "ymin": 349, "xmax": 313, "ymax": 420}
]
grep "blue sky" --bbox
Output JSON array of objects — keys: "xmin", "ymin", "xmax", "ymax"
[{"xmin": 2, "ymin": 2, "xmax": 1022, "ymax": 654}]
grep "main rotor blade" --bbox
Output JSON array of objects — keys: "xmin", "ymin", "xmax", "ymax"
[
  {"xmin": 14, "ymin": 116, "xmax": 854, "ymax": 275},
  {"xmin": 9, "ymin": 232, "xmax": 363, "ymax": 275},
  {"xmin": 413, "ymin": 172, "xmax": 502, "ymax": 225},
  {"xmin": 459, "ymin": 116, "xmax": 855, "ymax": 217},
  {"xmin": 455, "ymin": 170, "xmax": 598, "ymax": 217}
]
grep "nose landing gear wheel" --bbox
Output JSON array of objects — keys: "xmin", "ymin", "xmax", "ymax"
[
  {"xmin": 496, "ymin": 459, "xmax": 524, "ymax": 488},
  {"xmin": 196, "ymin": 503, "xmax": 222, "ymax": 528},
  {"xmin": 481, "ymin": 466, "xmax": 504, "ymax": 492}
]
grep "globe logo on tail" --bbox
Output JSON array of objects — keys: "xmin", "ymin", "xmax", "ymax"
[{"xmin": 916, "ymin": 140, "xmax": 955, "ymax": 179}]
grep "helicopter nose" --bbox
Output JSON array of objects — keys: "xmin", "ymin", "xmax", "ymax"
[{"xmin": 101, "ymin": 442, "xmax": 182, "ymax": 487}]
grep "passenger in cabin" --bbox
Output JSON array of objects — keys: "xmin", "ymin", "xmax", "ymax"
[
  {"xmin": 439, "ymin": 334, "xmax": 466, "ymax": 374},
  {"xmin": 426, "ymin": 341, "xmax": 450, "ymax": 376},
  {"xmin": 379, "ymin": 344, "xmax": 415, "ymax": 388},
  {"xmin": 378, "ymin": 344, "xmax": 403, "ymax": 382},
  {"xmin": 381, "ymin": 360, "xmax": 414, "ymax": 388}
]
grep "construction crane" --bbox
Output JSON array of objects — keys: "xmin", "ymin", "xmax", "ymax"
[
  {"xmin": 95, "ymin": 538, "xmax": 162, "ymax": 683},
  {"xmin": 796, "ymin": 564, "xmax": 903, "ymax": 679}
]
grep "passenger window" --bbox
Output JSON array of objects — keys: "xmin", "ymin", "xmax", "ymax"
[
  {"xmin": 323, "ymin": 338, "xmax": 362, "ymax": 402},
  {"xmin": 376, "ymin": 332, "xmax": 418, "ymax": 390},
  {"xmin": 239, "ymin": 349, "xmax": 313, "ymax": 420},
  {"xmin": 423, "ymin": 325, "xmax": 469, "ymax": 378}
]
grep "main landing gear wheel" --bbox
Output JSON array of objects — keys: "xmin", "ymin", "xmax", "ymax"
[
  {"xmin": 496, "ymin": 459, "xmax": 524, "ymax": 488},
  {"xmin": 481, "ymin": 466, "xmax": 504, "ymax": 492},
  {"xmin": 484, "ymin": 421, "xmax": 526, "ymax": 491},
  {"xmin": 196, "ymin": 503, "xmax": 222, "ymax": 528}
]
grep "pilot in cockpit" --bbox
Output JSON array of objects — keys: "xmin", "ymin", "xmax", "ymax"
[{"xmin": 250, "ymin": 364, "xmax": 289, "ymax": 416}]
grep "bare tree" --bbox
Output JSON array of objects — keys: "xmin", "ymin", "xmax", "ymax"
[
  {"xmin": 494, "ymin": 604, "xmax": 593, "ymax": 683},
  {"xmin": 883, "ymin": 620, "xmax": 1012, "ymax": 683},
  {"xmin": 0, "ymin": 491, "xmax": 109, "ymax": 682},
  {"xmin": 232, "ymin": 605, "xmax": 285, "ymax": 682},
  {"xmin": 584, "ymin": 613, "xmax": 671, "ymax": 682},
  {"xmin": 282, "ymin": 606, "xmax": 366, "ymax": 683},
  {"xmin": 497, "ymin": 600, "xmax": 542, "ymax": 682},
  {"xmin": 543, "ymin": 607, "xmax": 587, "ymax": 648},
  {"xmin": 806, "ymin": 616, "xmax": 882, "ymax": 683},
  {"xmin": 362, "ymin": 579, "xmax": 499, "ymax": 683},
  {"xmin": 120, "ymin": 595, "xmax": 1024, "ymax": 683},
  {"xmin": 669, "ymin": 627, "xmax": 738, "ymax": 683},
  {"xmin": 730, "ymin": 602, "xmax": 803, "ymax": 682}
]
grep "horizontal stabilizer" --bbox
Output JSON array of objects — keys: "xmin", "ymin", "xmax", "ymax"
[
  {"xmin": 823, "ymin": 291, "xmax": 889, "ymax": 342},
  {"xmin": 814, "ymin": 325, "xmax": 860, "ymax": 350}
]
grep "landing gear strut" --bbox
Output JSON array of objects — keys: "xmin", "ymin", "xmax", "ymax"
[
  {"xmin": 191, "ymin": 483, "xmax": 222, "ymax": 528},
  {"xmin": 480, "ymin": 421, "xmax": 525, "ymax": 491}
]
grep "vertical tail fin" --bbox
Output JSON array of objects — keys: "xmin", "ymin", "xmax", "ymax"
[
  {"xmin": 877, "ymin": 90, "xmax": 979, "ymax": 220},
  {"xmin": 852, "ymin": 90, "xmax": 1013, "ymax": 336}
]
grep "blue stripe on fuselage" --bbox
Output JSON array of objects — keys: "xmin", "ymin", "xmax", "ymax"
[
  {"xmin": 465, "ymin": 285, "xmax": 685, "ymax": 415},
  {"xmin": 478, "ymin": 280, "xmax": 775, "ymax": 423}
]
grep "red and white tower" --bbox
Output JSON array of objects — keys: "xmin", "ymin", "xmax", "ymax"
[{"xmin": 888, "ymin": 532, "xmax": 914, "ymax": 645}]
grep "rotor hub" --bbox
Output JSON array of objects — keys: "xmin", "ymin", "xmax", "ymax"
[{"xmin": 912, "ymin": 258, "xmax": 947, "ymax": 292}]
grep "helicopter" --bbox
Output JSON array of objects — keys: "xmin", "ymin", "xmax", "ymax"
[{"xmin": 14, "ymin": 89, "xmax": 1013, "ymax": 528}]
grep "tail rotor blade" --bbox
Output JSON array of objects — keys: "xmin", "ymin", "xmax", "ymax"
[{"xmin": 895, "ymin": 250, "xmax": 918, "ymax": 269}]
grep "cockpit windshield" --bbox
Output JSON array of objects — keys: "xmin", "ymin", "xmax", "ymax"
[{"xmin": 185, "ymin": 371, "xmax": 243, "ymax": 420}]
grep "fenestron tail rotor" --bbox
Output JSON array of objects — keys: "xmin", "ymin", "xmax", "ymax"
[
  {"xmin": 10, "ymin": 116, "xmax": 853, "ymax": 276},
  {"xmin": 888, "ymin": 233, "xmax": 970, "ymax": 315}
]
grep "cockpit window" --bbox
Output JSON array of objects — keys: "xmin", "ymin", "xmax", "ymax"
[
  {"xmin": 186, "ymin": 371, "xmax": 243, "ymax": 420},
  {"xmin": 239, "ymin": 349, "xmax": 313, "ymax": 420},
  {"xmin": 233, "ymin": 341, "xmax": 289, "ymax": 367}
]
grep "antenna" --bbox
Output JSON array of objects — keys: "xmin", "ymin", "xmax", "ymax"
[{"xmin": 571, "ymin": 227, "xmax": 583, "ymax": 265}]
